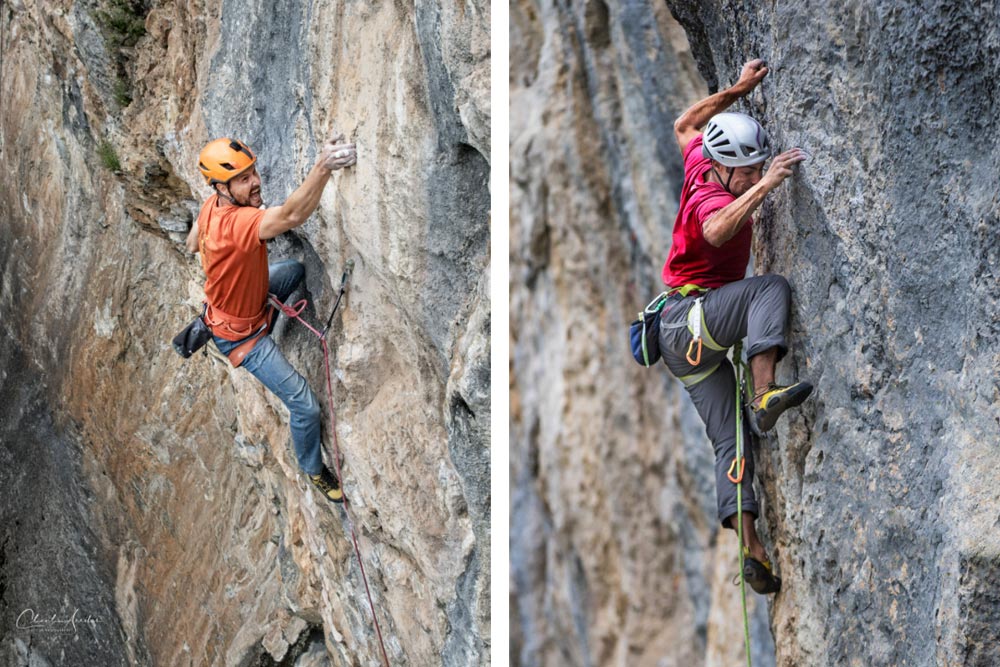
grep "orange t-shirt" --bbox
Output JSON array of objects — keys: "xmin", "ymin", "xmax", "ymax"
[{"xmin": 196, "ymin": 195, "xmax": 269, "ymax": 341}]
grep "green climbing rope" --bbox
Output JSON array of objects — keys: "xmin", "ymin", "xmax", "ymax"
[{"xmin": 733, "ymin": 341, "xmax": 752, "ymax": 667}]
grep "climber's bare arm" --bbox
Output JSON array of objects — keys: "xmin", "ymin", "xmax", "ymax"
[
  {"xmin": 674, "ymin": 59, "xmax": 769, "ymax": 154},
  {"xmin": 701, "ymin": 148, "xmax": 807, "ymax": 247},
  {"xmin": 258, "ymin": 134, "xmax": 357, "ymax": 241}
]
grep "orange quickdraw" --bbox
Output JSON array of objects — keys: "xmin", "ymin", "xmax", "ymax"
[
  {"xmin": 727, "ymin": 456, "xmax": 745, "ymax": 484},
  {"xmin": 686, "ymin": 337, "xmax": 703, "ymax": 365}
]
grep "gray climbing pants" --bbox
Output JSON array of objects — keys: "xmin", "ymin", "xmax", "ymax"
[{"xmin": 658, "ymin": 274, "xmax": 791, "ymax": 527}]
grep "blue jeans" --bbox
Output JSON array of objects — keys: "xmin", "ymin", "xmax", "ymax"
[{"xmin": 213, "ymin": 260, "xmax": 324, "ymax": 475}]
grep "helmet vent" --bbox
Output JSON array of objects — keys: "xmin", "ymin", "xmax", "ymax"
[
  {"xmin": 219, "ymin": 162, "xmax": 236, "ymax": 170},
  {"xmin": 228, "ymin": 140, "xmax": 254, "ymax": 158}
]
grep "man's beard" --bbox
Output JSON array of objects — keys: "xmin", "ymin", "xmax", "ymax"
[{"xmin": 236, "ymin": 189, "xmax": 262, "ymax": 207}]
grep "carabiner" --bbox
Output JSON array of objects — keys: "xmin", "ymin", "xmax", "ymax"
[
  {"xmin": 686, "ymin": 337, "xmax": 703, "ymax": 366},
  {"xmin": 727, "ymin": 456, "xmax": 745, "ymax": 484}
]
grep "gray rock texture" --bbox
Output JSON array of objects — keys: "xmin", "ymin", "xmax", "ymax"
[
  {"xmin": 511, "ymin": 1, "xmax": 1000, "ymax": 666},
  {"xmin": 0, "ymin": 342, "xmax": 141, "ymax": 667},
  {"xmin": 664, "ymin": 2, "xmax": 1000, "ymax": 665},
  {"xmin": 0, "ymin": 0, "xmax": 489, "ymax": 665}
]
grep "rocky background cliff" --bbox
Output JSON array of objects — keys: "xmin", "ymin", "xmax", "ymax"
[
  {"xmin": 510, "ymin": 1, "xmax": 1000, "ymax": 666},
  {"xmin": 0, "ymin": 0, "xmax": 489, "ymax": 665}
]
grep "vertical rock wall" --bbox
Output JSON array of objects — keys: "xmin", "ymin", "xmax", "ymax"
[
  {"xmin": 0, "ymin": 0, "xmax": 489, "ymax": 665},
  {"xmin": 665, "ymin": 2, "xmax": 1000, "ymax": 666},
  {"xmin": 511, "ymin": 1, "xmax": 1000, "ymax": 666}
]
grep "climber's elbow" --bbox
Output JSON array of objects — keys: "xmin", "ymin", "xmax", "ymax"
[
  {"xmin": 701, "ymin": 218, "xmax": 724, "ymax": 248},
  {"xmin": 674, "ymin": 118, "xmax": 700, "ymax": 154}
]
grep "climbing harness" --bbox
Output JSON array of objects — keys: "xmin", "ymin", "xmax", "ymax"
[
  {"xmin": 629, "ymin": 284, "xmax": 712, "ymax": 368},
  {"xmin": 269, "ymin": 265, "xmax": 392, "ymax": 667},
  {"xmin": 733, "ymin": 340, "xmax": 752, "ymax": 667}
]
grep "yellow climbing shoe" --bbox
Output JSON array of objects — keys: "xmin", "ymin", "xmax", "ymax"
[
  {"xmin": 742, "ymin": 556, "xmax": 782, "ymax": 595},
  {"xmin": 309, "ymin": 467, "xmax": 344, "ymax": 503},
  {"xmin": 750, "ymin": 381, "xmax": 813, "ymax": 435},
  {"xmin": 733, "ymin": 546, "xmax": 781, "ymax": 594}
]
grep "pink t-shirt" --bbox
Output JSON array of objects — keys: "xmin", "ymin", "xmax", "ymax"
[{"xmin": 661, "ymin": 135, "xmax": 753, "ymax": 289}]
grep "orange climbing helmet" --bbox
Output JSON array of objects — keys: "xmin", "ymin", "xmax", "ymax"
[{"xmin": 198, "ymin": 138, "xmax": 257, "ymax": 185}]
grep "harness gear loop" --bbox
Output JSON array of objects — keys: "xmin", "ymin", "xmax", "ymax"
[
  {"xmin": 686, "ymin": 297, "xmax": 705, "ymax": 365},
  {"xmin": 733, "ymin": 341, "xmax": 753, "ymax": 667},
  {"xmin": 268, "ymin": 283, "xmax": 393, "ymax": 667}
]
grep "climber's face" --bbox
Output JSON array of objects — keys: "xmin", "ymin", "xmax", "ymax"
[
  {"xmin": 219, "ymin": 166, "xmax": 263, "ymax": 208},
  {"xmin": 713, "ymin": 161, "xmax": 764, "ymax": 197}
]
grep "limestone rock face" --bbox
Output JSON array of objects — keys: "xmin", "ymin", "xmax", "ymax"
[
  {"xmin": 511, "ymin": 1, "xmax": 999, "ymax": 666},
  {"xmin": 0, "ymin": 1, "xmax": 489, "ymax": 666}
]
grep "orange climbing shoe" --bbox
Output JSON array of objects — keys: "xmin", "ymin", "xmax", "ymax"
[
  {"xmin": 749, "ymin": 381, "xmax": 813, "ymax": 435},
  {"xmin": 309, "ymin": 467, "xmax": 344, "ymax": 503}
]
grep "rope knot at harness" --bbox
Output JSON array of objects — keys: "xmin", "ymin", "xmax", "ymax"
[
  {"xmin": 277, "ymin": 298, "xmax": 308, "ymax": 319},
  {"xmin": 270, "ymin": 295, "xmax": 324, "ymax": 339}
]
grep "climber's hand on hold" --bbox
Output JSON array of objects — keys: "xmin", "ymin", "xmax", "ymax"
[
  {"xmin": 259, "ymin": 132, "xmax": 356, "ymax": 240},
  {"xmin": 736, "ymin": 58, "xmax": 769, "ymax": 94},
  {"xmin": 319, "ymin": 132, "xmax": 357, "ymax": 171},
  {"xmin": 761, "ymin": 147, "xmax": 807, "ymax": 191}
]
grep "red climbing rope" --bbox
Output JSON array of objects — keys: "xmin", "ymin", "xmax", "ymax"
[{"xmin": 269, "ymin": 295, "xmax": 392, "ymax": 667}]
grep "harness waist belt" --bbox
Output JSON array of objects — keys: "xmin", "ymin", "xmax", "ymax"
[
  {"xmin": 204, "ymin": 300, "xmax": 269, "ymax": 341},
  {"xmin": 225, "ymin": 310, "xmax": 275, "ymax": 368}
]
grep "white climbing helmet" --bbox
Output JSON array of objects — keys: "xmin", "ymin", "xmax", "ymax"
[{"xmin": 701, "ymin": 112, "xmax": 771, "ymax": 167}]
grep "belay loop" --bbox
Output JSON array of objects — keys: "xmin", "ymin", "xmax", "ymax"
[{"xmin": 271, "ymin": 263, "xmax": 393, "ymax": 667}]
